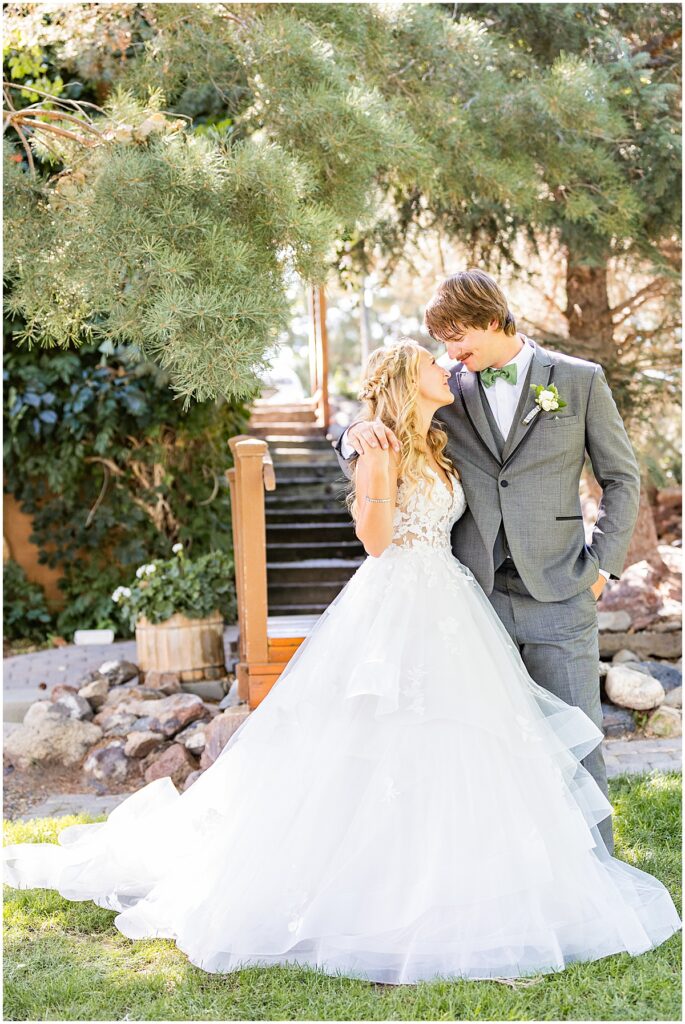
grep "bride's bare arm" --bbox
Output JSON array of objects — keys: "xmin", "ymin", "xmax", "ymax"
[{"xmin": 352, "ymin": 448, "xmax": 399, "ymax": 557}]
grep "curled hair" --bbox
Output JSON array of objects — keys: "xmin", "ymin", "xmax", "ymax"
[
  {"xmin": 424, "ymin": 269, "xmax": 517, "ymax": 340},
  {"xmin": 347, "ymin": 338, "xmax": 458, "ymax": 520}
]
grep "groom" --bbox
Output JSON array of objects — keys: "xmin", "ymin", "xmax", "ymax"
[{"xmin": 334, "ymin": 269, "xmax": 640, "ymax": 854}]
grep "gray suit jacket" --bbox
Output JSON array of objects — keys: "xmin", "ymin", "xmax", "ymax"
[{"xmin": 334, "ymin": 339, "xmax": 640, "ymax": 602}]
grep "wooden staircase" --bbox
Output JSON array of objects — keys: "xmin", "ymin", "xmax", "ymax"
[{"xmin": 248, "ymin": 400, "xmax": 365, "ymax": 616}]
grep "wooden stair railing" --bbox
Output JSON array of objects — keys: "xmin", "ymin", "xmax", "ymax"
[{"xmin": 227, "ymin": 435, "xmax": 318, "ymax": 709}]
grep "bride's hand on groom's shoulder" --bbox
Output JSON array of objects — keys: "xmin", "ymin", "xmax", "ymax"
[{"xmin": 348, "ymin": 418, "xmax": 400, "ymax": 455}]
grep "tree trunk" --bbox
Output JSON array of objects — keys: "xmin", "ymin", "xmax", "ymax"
[{"xmin": 565, "ymin": 253, "xmax": 661, "ymax": 568}]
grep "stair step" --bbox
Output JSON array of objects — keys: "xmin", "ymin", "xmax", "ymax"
[
  {"xmin": 267, "ymin": 604, "xmax": 329, "ymax": 616},
  {"xmin": 252, "ymin": 400, "xmax": 318, "ymax": 412},
  {"xmin": 267, "ymin": 540, "xmax": 365, "ymax": 561},
  {"xmin": 267, "ymin": 523, "xmax": 357, "ymax": 543},
  {"xmin": 265, "ymin": 509, "xmax": 351, "ymax": 524},
  {"xmin": 273, "ymin": 463, "xmax": 343, "ymax": 481},
  {"xmin": 268, "ymin": 437, "xmax": 332, "ymax": 450},
  {"xmin": 249, "ymin": 424, "xmax": 324, "ymax": 437},
  {"xmin": 267, "ymin": 559, "xmax": 364, "ymax": 583},
  {"xmin": 270, "ymin": 480, "xmax": 349, "ymax": 499},
  {"xmin": 267, "ymin": 581, "xmax": 348, "ymax": 604},
  {"xmin": 271, "ymin": 448, "xmax": 337, "ymax": 464},
  {"xmin": 250, "ymin": 410, "xmax": 318, "ymax": 424}
]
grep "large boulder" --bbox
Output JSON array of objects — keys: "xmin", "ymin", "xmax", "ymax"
[
  {"xmin": 104, "ymin": 686, "xmax": 162, "ymax": 709},
  {"xmin": 181, "ymin": 769, "xmax": 204, "ymax": 791},
  {"xmin": 664, "ymin": 686, "xmax": 682, "ymax": 709},
  {"xmin": 601, "ymin": 631, "xmax": 681, "ymax": 660},
  {"xmin": 175, "ymin": 719, "xmax": 207, "ymax": 755},
  {"xmin": 597, "ymin": 611, "xmax": 632, "ymax": 633},
  {"xmin": 50, "ymin": 684, "xmax": 79, "ymax": 702},
  {"xmin": 5, "ymin": 717, "xmax": 103, "ymax": 768},
  {"xmin": 200, "ymin": 707, "xmax": 251, "ymax": 769},
  {"xmin": 143, "ymin": 743, "xmax": 198, "ymax": 786},
  {"xmin": 605, "ymin": 666, "xmax": 665, "ymax": 711}
]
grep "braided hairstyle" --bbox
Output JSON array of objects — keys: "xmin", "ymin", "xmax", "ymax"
[{"xmin": 347, "ymin": 338, "xmax": 457, "ymax": 519}]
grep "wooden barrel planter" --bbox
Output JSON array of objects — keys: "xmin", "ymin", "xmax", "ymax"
[{"xmin": 136, "ymin": 611, "xmax": 226, "ymax": 682}]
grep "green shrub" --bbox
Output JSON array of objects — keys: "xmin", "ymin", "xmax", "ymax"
[{"xmin": 3, "ymin": 560, "xmax": 54, "ymax": 642}]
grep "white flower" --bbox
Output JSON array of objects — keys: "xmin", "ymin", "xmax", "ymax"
[
  {"xmin": 172, "ymin": 543, "xmax": 183, "ymax": 554},
  {"xmin": 541, "ymin": 399, "xmax": 554, "ymax": 411},
  {"xmin": 136, "ymin": 563, "xmax": 156, "ymax": 578},
  {"xmin": 111, "ymin": 586, "xmax": 132, "ymax": 604},
  {"xmin": 549, "ymin": 399, "xmax": 559, "ymax": 410},
  {"xmin": 539, "ymin": 390, "xmax": 556, "ymax": 403}
]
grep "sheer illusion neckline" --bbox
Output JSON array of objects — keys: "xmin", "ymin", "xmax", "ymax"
[{"xmin": 426, "ymin": 465, "xmax": 456, "ymax": 496}]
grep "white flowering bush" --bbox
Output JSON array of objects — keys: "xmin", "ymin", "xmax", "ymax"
[{"xmin": 113, "ymin": 546, "xmax": 236, "ymax": 632}]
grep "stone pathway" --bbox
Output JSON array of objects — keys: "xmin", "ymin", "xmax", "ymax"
[
  {"xmin": 604, "ymin": 737, "xmax": 682, "ymax": 777},
  {"xmin": 3, "ymin": 628, "xmax": 239, "ymax": 722}
]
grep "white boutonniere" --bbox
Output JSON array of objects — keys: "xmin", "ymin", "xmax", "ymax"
[{"xmin": 522, "ymin": 384, "xmax": 567, "ymax": 424}]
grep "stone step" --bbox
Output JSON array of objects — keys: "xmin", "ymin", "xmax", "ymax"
[
  {"xmin": 265, "ymin": 508, "xmax": 351, "ymax": 525},
  {"xmin": 265, "ymin": 494, "xmax": 348, "ymax": 510},
  {"xmin": 267, "ymin": 559, "xmax": 364, "ymax": 583},
  {"xmin": 268, "ymin": 479, "xmax": 349, "ymax": 499},
  {"xmin": 266, "ymin": 540, "xmax": 365, "ymax": 561},
  {"xmin": 266, "ymin": 522, "xmax": 357, "ymax": 544},
  {"xmin": 252, "ymin": 400, "xmax": 318, "ymax": 413},
  {"xmin": 269, "ymin": 437, "xmax": 332, "ymax": 451},
  {"xmin": 268, "ymin": 581, "xmax": 348, "ymax": 605}
]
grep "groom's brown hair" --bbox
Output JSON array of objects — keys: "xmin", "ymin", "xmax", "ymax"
[{"xmin": 424, "ymin": 269, "xmax": 517, "ymax": 339}]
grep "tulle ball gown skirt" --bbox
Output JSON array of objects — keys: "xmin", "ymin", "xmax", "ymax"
[{"xmin": 3, "ymin": 543, "xmax": 681, "ymax": 985}]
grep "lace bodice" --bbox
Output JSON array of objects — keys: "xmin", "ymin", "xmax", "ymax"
[{"xmin": 390, "ymin": 468, "xmax": 466, "ymax": 551}]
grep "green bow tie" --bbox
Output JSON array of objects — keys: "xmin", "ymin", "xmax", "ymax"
[{"xmin": 480, "ymin": 363, "xmax": 518, "ymax": 388}]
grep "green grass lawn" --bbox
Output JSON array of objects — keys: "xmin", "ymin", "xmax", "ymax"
[{"xmin": 3, "ymin": 772, "xmax": 681, "ymax": 1021}]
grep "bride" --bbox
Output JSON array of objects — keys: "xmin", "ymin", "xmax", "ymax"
[{"xmin": 3, "ymin": 340, "xmax": 681, "ymax": 985}]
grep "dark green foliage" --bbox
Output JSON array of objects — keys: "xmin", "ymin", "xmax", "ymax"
[
  {"xmin": 3, "ymin": 560, "xmax": 55, "ymax": 642},
  {"xmin": 4, "ymin": 329, "xmax": 248, "ymax": 638}
]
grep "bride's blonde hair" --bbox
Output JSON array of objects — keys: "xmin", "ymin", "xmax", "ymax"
[{"xmin": 347, "ymin": 338, "xmax": 457, "ymax": 519}]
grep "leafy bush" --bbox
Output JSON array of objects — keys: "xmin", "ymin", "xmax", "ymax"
[
  {"xmin": 113, "ymin": 546, "xmax": 236, "ymax": 631},
  {"xmin": 4, "ymin": 329, "xmax": 248, "ymax": 639},
  {"xmin": 3, "ymin": 560, "xmax": 55, "ymax": 642}
]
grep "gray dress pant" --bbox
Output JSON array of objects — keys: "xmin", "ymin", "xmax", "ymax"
[{"xmin": 488, "ymin": 561, "xmax": 613, "ymax": 854}]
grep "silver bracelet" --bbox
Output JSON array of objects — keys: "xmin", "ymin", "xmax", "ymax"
[{"xmin": 365, "ymin": 495, "xmax": 390, "ymax": 503}]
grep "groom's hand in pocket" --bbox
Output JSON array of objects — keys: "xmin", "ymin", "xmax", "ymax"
[
  {"xmin": 348, "ymin": 418, "xmax": 400, "ymax": 455},
  {"xmin": 590, "ymin": 573, "xmax": 607, "ymax": 602}
]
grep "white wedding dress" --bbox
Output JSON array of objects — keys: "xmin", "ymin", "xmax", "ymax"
[{"xmin": 4, "ymin": 469, "xmax": 681, "ymax": 984}]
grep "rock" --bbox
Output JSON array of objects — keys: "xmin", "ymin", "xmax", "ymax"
[
  {"xmin": 124, "ymin": 730, "xmax": 167, "ymax": 759},
  {"xmin": 630, "ymin": 661, "xmax": 682, "ymax": 693},
  {"xmin": 104, "ymin": 686, "xmax": 162, "ymax": 709},
  {"xmin": 128, "ymin": 716, "xmax": 158, "ymax": 732},
  {"xmin": 143, "ymin": 743, "xmax": 198, "ymax": 786},
  {"xmin": 217, "ymin": 680, "xmax": 245, "ymax": 709},
  {"xmin": 605, "ymin": 666, "xmax": 665, "ymax": 711},
  {"xmin": 601, "ymin": 702, "xmax": 636, "ymax": 738},
  {"xmin": 181, "ymin": 769, "xmax": 204, "ymax": 791},
  {"xmin": 78, "ymin": 676, "xmax": 110, "ymax": 709},
  {"xmin": 664, "ymin": 686, "xmax": 682, "ymax": 709},
  {"xmin": 93, "ymin": 709, "xmax": 139, "ymax": 736},
  {"xmin": 200, "ymin": 707, "xmax": 251, "ymax": 769},
  {"xmin": 134, "ymin": 693, "xmax": 208, "ymax": 737},
  {"xmin": 645, "ymin": 706, "xmax": 682, "ymax": 738},
  {"xmin": 51, "ymin": 693, "xmax": 94, "ymax": 721},
  {"xmin": 50, "ymin": 684, "xmax": 79, "ymax": 702},
  {"xmin": 144, "ymin": 670, "xmax": 182, "ymax": 695},
  {"xmin": 597, "ymin": 549, "xmax": 681, "ymax": 631},
  {"xmin": 5, "ymin": 718, "xmax": 103, "ymax": 769},
  {"xmin": 84, "ymin": 740, "xmax": 131, "ymax": 781},
  {"xmin": 175, "ymin": 720, "xmax": 207, "ymax": 753},
  {"xmin": 598, "ymin": 611, "xmax": 632, "ymax": 633},
  {"xmin": 612, "ymin": 649, "xmax": 639, "ymax": 664},
  {"xmin": 600, "ymin": 630, "xmax": 682, "ymax": 661},
  {"xmin": 598, "ymin": 661, "xmax": 611, "ymax": 679},
  {"xmin": 98, "ymin": 659, "xmax": 139, "ymax": 687},
  {"xmin": 23, "ymin": 701, "xmax": 52, "ymax": 726}
]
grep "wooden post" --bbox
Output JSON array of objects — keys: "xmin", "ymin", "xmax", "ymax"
[
  {"xmin": 308, "ymin": 285, "xmax": 330, "ymax": 429},
  {"xmin": 227, "ymin": 436, "xmax": 276, "ymax": 704}
]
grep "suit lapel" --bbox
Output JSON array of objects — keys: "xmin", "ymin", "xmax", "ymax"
[
  {"xmin": 455, "ymin": 369, "xmax": 502, "ymax": 464},
  {"xmin": 501, "ymin": 342, "xmax": 554, "ymax": 465}
]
